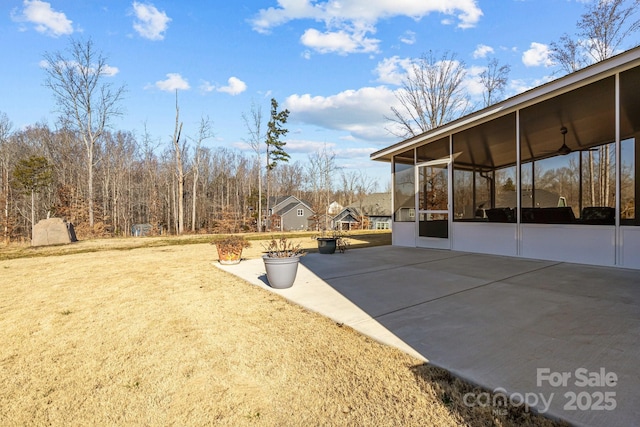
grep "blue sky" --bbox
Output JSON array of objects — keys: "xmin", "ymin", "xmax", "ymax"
[{"xmin": 0, "ymin": 0, "xmax": 621, "ymax": 187}]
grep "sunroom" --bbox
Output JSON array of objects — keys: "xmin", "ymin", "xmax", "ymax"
[{"xmin": 371, "ymin": 47, "xmax": 640, "ymax": 269}]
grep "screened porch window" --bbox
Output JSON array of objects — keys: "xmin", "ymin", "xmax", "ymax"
[
  {"xmin": 393, "ymin": 149, "xmax": 415, "ymax": 222},
  {"xmin": 620, "ymin": 65, "xmax": 640, "ymax": 225},
  {"xmin": 519, "ymin": 76, "xmax": 617, "ymax": 225},
  {"xmin": 453, "ymin": 113, "xmax": 517, "ymax": 222}
]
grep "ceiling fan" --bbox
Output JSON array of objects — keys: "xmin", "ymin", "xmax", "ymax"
[{"xmin": 557, "ymin": 126, "xmax": 572, "ymax": 155}]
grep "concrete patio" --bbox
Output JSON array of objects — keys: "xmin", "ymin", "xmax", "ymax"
[{"xmin": 216, "ymin": 246, "xmax": 640, "ymax": 427}]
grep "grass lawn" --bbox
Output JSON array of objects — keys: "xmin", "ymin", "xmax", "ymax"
[{"xmin": 0, "ymin": 232, "xmax": 567, "ymax": 426}]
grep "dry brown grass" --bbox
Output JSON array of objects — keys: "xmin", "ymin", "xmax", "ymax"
[{"xmin": 0, "ymin": 235, "xmax": 566, "ymax": 426}]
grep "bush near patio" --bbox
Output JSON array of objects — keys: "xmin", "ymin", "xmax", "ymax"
[{"xmin": 211, "ymin": 234, "xmax": 251, "ymax": 264}]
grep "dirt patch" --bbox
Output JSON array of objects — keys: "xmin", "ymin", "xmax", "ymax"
[{"xmin": 0, "ymin": 235, "xmax": 566, "ymax": 426}]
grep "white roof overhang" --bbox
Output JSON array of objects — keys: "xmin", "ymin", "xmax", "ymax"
[{"xmin": 371, "ymin": 46, "xmax": 640, "ymax": 163}]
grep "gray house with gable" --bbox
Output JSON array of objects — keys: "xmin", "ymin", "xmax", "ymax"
[
  {"xmin": 333, "ymin": 192, "xmax": 392, "ymax": 230},
  {"xmin": 268, "ymin": 196, "xmax": 315, "ymax": 231}
]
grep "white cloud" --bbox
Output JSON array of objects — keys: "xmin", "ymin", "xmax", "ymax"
[
  {"xmin": 473, "ymin": 44, "xmax": 494, "ymax": 59},
  {"xmin": 132, "ymin": 1, "xmax": 171, "ymax": 41},
  {"xmin": 235, "ymin": 137, "xmax": 377, "ymax": 160},
  {"xmin": 199, "ymin": 81, "xmax": 215, "ymax": 93},
  {"xmin": 522, "ymin": 42, "xmax": 553, "ymax": 67},
  {"xmin": 300, "ymin": 26, "xmax": 380, "ymax": 54},
  {"xmin": 285, "ymin": 139, "xmax": 337, "ymax": 154},
  {"xmin": 12, "ymin": 0, "xmax": 73, "ymax": 37},
  {"xmin": 251, "ymin": 0, "xmax": 483, "ymax": 32},
  {"xmin": 217, "ymin": 77, "xmax": 247, "ymax": 95},
  {"xmin": 400, "ymin": 30, "xmax": 416, "ymax": 45},
  {"xmin": 285, "ymin": 86, "xmax": 400, "ymax": 142},
  {"xmin": 152, "ymin": 73, "xmax": 190, "ymax": 91},
  {"xmin": 374, "ymin": 56, "xmax": 413, "ymax": 85},
  {"xmin": 334, "ymin": 146, "xmax": 379, "ymax": 159},
  {"xmin": 251, "ymin": 0, "xmax": 482, "ymax": 55},
  {"xmin": 103, "ymin": 65, "xmax": 119, "ymax": 77},
  {"xmin": 39, "ymin": 59, "xmax": 119, "ymax": 78},
  {"xmin": 198, "ymin": 77, "xmax": 247, "ymax": 95},
  {"xmin": 463, "ymin": 65, "xmax": 486, "ymax": 98}
]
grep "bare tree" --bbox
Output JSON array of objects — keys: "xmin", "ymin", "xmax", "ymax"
[
  {"xmin": 42, "ymin": 38, "xmax": 126, "ymax": 228},
  {"xmin": 190, "ymin": 116, "xmax": 213, "ymax": 232},
  {"xmin": 550, "ymin": 0, "xmax": 640, "ymax": 73},
  {"xmin": 479, "ymin": 58, "xmax": 511, "ymax": 107},
  {"xmin": 274, "ymin": 162, "xmax": 305, "ymax": 198},
  {"xmin": 387, "ymin": 50, "xmax": 471, "ymax": 138},
  {"xmin": 549, "ymin": 34, "xmax": 589, "ymax": 74},
  {"xmin": 579, "ymin": 0, "xmax": 640, "ymax": 62},
  {"xmin": 0, "ymin": 112, "xmax": 12, "ymax": 243},
  {"xmin": 339, "ymin": 170, "xmax": 377, "ymax": 207},
  {"xmin": 101, "ymin": 130, "xmax": 136, "ymax": 235},
  {"xmin": 549, "ymin": 0, "xmax": 639, "ymax": 211},
  {"xmin": 339, "ymin": 170, "xmax": 359, "ymax": 207},
  {"xmin": 242, "ymin": 101, "xmax": 264, "ymax": 231},
  {"xmin": 306, "ymin": 145, "xmax": 338, "ymax": 230},
  {"xmin": 171, "ymin": 91, "xmax": 186, "ymax": 234}
]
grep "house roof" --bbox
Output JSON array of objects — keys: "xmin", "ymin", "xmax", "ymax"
[
  {"xmin": 371, "ymin": 46, "xmax": 640, "ymax": 163},
  {"xmin": 334, "ymin": 207, "xmax": 360, "ymax": 222},
  {"xmin": 273, "ymin": 202, "xmax": 299, "ymax": 216},
  {"xmin": 347, "ymin": 192, "xmax": 391, "ymax": 216},
  {"xmin": 270, "ymin": 195, "xmax": 314, "ymax": 215}
]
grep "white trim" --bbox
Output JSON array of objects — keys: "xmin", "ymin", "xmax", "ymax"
[
  {"xmin": 615, "ymin": 72, "xmax": 622, "ymax": 265},
  {"xmin": 516, "ymin": 109, "xmax": 522, "ymax": 256}
]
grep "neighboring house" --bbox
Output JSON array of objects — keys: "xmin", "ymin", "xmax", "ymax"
[
  {"xmin": 267, "ymin": 196, "xmax": 315, "ymax": 231},
  {"xmin": 328, "ymin": 201, "xmax": 344, "ymax": 215},
  {"xmin": 333, "ymin": 193, "xmax": 392, "ymax": 230}
]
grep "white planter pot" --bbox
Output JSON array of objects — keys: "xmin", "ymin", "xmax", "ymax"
[{"xmin": 262, "ymin": 255, "xmax": 300, "ymax": 289}]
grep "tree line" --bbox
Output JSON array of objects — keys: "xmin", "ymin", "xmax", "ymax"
[
  {"xmin": 0, "ymin": 112, "xmax": 380, "ymax": 242},
  {"xmin": 1, "ymin": 0, "xmax": 637, "ymax": 242}
]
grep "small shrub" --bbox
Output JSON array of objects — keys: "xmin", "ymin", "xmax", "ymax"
[
  {"xmin": 262, "ymin": 236, "xmax": 305, "ymax": 258},
  {"xmin": 211, "ymin": 235, "xmax": 251, "ymax": 263},
  {"xmin": 211, "ymin": 235, "xmax": 251, "ymax": 251}
]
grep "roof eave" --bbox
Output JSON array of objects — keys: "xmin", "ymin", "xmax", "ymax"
[{"xmin": 370, "ymin": 46, "xmax": 640, "ymax": 162}]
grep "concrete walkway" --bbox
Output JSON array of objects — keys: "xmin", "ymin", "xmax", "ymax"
[{"xmin": 215, "ymin": 246, "xmax": 640, "ymax": 427}]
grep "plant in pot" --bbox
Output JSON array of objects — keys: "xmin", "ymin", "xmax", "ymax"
[
  {"xmin": 211, "ymin": 234, "xmax": 251, "ymax": 265},
  {"xmin": 313, "ymin": 230, "xmax": 350, "ymax": 254},
  {"xmin": 262, "ymin": 236, "xmax": 305, "ymax": 289}
]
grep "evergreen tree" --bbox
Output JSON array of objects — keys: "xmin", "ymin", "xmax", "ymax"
[
  {"xmin": 265, "ymin": 98, "xmax": 290, "ymax": 171},
  {"xmin": 265, "ymin": 98, "xmax": 289, "ymax": 229},
  {"xmin": 13, "ymin": 155, "xmax": 53, "ymax": 237}
]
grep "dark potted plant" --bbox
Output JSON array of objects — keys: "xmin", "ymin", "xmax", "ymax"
[
  {"xmin": 211, "ymin": 234, "xmax": 251, "ymax": 265},
  {"xmin": 262, "ymin": 236, "xmax": 305, "ymax": 288},
  {"xmin": 313, "ymin": 230, "xmax": 349, "ymax": 254}
]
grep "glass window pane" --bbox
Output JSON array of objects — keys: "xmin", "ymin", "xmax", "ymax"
[
  {"xmin": 419, "ymin": 164, "xmax": 448, "ymax": 211},
  {"xmin": 453, "ymin": 113, "xmax": 516, "ymax": 222},
  {"xmin": 393, "ymin": 150, "xmax": 415, "ymax": 222},
  {"xmin": 621, "ymin": 138, "xmax": 635, "ymax": 224},
  {"xmin": 419, "ymin": 213, "xmax": 448, "ymax": 238}
]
